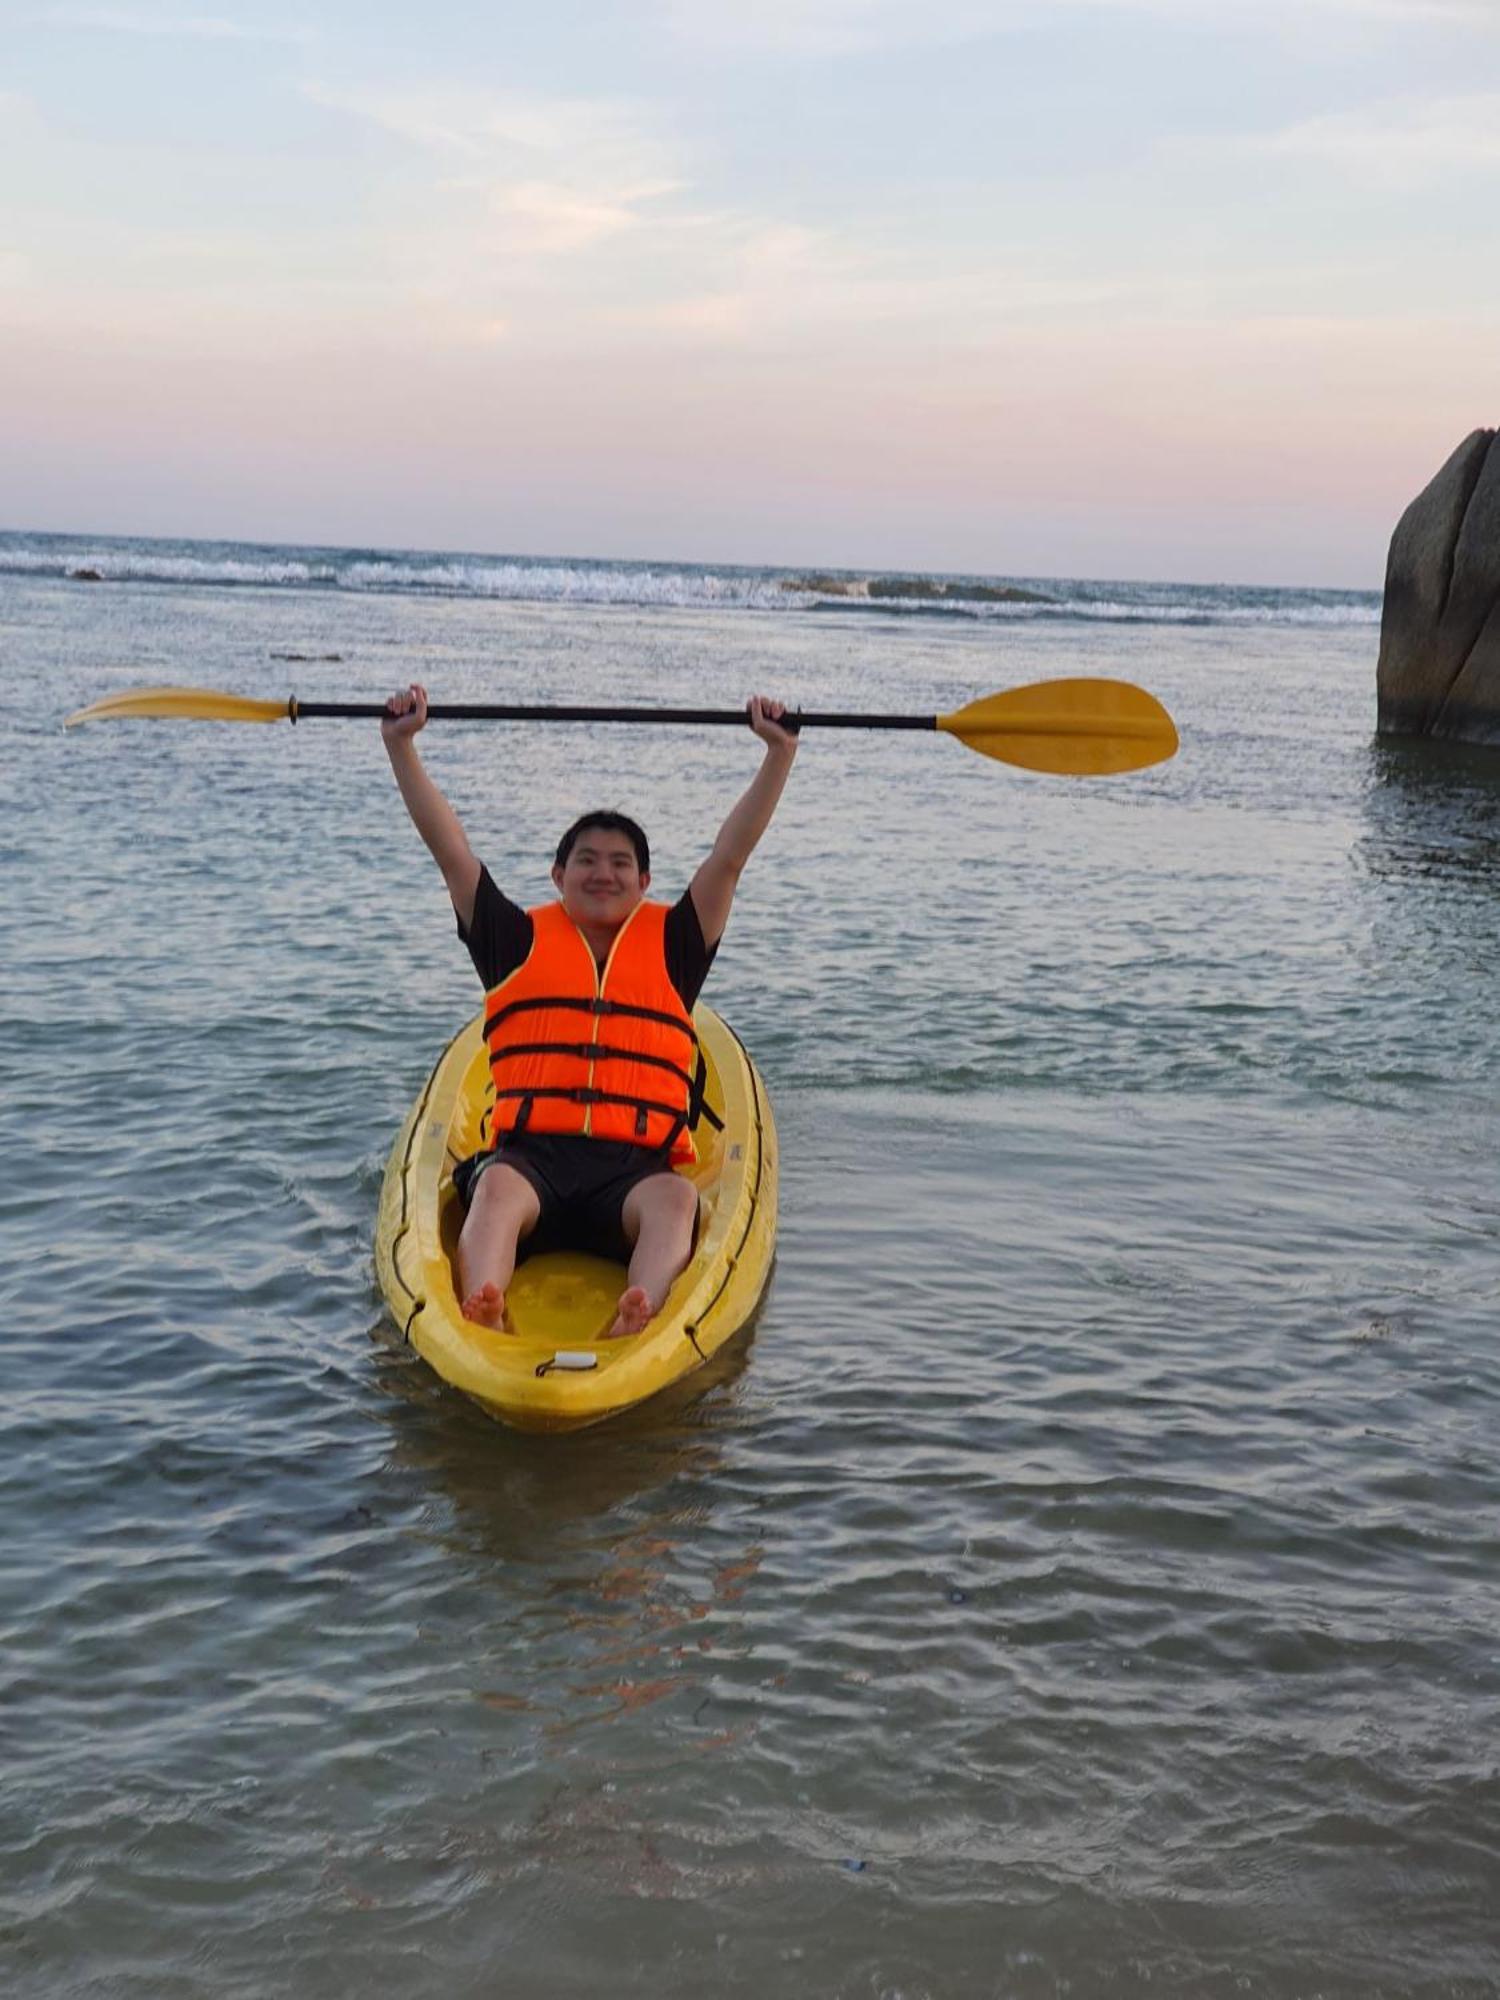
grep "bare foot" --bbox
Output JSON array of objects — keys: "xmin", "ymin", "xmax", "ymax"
[
  {"xmin": 604, "ymin": 1284, "xmax": 654, "ymax": 1341},
  {"xmin": 461, "ymin": 1282, "xmax": 508, "ymax": 1330}
]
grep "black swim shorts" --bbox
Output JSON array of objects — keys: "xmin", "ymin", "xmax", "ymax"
[{"xmin": 452, "ymin": 1133, "xmax": 679, "ymax": 1263}]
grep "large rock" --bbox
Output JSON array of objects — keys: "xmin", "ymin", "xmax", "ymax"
[{"xmin": 1378, "ymin": 428, "xmax": 1500, "ymax": 742}]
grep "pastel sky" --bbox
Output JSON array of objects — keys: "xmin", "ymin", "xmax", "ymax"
[{"xmin": 3, "ymin": 0, "xmax": 1498, "ymax": 583}]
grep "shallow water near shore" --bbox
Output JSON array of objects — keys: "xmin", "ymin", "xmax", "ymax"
[{"xmin": 3, "ymin": 543, "xmax": 1499, "ymax": 1997}]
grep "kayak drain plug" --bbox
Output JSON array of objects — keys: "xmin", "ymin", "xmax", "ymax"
[{"xmin": 536, "ymin": 1350, "xmax": 599, "ymax": 1376}]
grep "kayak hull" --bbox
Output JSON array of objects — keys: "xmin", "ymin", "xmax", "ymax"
[{"xmin": 374, "ymin": 1005, "xmax": 777, "ymax": 1432}]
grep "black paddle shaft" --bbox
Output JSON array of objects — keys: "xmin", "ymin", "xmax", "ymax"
[{"xmin": 290, "ymin": 699, "xmax": 938, "ymax": 733}]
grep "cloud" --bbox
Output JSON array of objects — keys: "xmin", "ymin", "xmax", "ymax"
[
  {"xmin": 604, "ymin": 221, "xmax": 1122, "ymax": 352},
  {"xmin": 303, "ymin": 82, "xmax": 699, "ymax": 288},
  {"xmin": 1230, "ymin": 92, "xmax": 1500, "ymax": 186},
  {"xmin": 1122, "ymin": 0, "xmax": 1494, "ymax": 18},
  {"xmin": 303, "ymin": 83, "xmax": 678, "ymax": 178},
  {"xmin": 294, "ymin": 83, "xmax": 711, "ymax": 333},
  {"xmin": 658, "ymin": 1, "xmax": 1008, "ymax": 54},
  {"xmin": 306, "ymin": 84, "xmax": 687, "ymax": 251},
  {"xmin": 41, "ymin": 6, "xmax": 310, "ymax": 40},
  {"xmin": 300, "ymin": 77, "xmax": 1132, "ymax": 350},
  {"xmin": 1285, "ymin": 0, "xmax": 1494, "ymax": 18},
  {"xmin": 661, "ymin": 0, "xmax": 1496, "ymax": 52},
  {"xmin": 484, "ymin": 180, "xmax": 685, "ymax": 258}
]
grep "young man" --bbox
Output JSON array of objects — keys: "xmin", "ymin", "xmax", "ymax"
[{"xmin": 382, "ymin": 685, "xmax": 798, "ymax": 1339}]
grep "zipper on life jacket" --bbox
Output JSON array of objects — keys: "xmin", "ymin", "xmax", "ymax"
[{"xmin": 576, "ymin": 903, "xmax": 644, "ymax": 1139}]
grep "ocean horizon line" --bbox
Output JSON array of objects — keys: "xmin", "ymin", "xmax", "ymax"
[
  {"xmin": 0, "ymin": 522, "xmax": 1382, "ymax": 602},
  {"xmin": 0, "ymin": 525, "xmax": 1384, "ymax": 627}
]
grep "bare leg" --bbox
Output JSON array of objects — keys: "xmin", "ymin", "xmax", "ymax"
[
  {"xmin": 606, "ymin": 1172, "xmax": 699, "ymax": 1339},
  {"xmin": 456, "ymin": 1163, "xmax": 540, "ymax": 1329}
]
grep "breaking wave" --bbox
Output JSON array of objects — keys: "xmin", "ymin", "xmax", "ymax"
[{"xmin": 0, "ymin": 532, "xmax": 1381, "ymax": 627}]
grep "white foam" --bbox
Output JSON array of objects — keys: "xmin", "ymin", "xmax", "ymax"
[{"xmin": 0, "ymin": 537, "xmax": 1382, "ymax": 626}]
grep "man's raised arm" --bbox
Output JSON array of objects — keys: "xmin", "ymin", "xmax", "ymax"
[
  {"xmin": 382, "ymin": 683, "xmax": 482, "ymax": 932},
  {"xmin": 689, "ymin": 695, "xmax": 800, "ymax": 950}
]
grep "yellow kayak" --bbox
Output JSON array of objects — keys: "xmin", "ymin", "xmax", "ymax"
[{"xmin": 374, "ymin": 1005, "xmax": 777, "ymax": 1432}]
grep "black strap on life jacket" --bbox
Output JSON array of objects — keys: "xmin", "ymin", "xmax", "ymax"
[
  {"xmin": 493, "ymin": 1085, "xmax": 687, "ymax": 1113},
  {"xmin": 483, "ymin": 993, "xmax": 698, "ymax": 1044},
  {"xmin": 688, "ymin": 1048, "xmax": 724, "ymax": 1134},
  {"xmin": 497, "ymin": 1071, "xmax": 723, "ymax": 1148},
  {"xmin": 483, "ymin": 994, "xmax": 722, "ymax": 1148},
  {"xmin": 489, "ymin": 1040, "xmax": 698, "ymax": 1090},
  {"xmin": 494, "ymin": 1083, "xmax": 692, "ymax": 1143}
]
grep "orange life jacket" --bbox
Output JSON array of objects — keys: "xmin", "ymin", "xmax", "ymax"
[{"xmin": 481, "ymin": 899, "xmax": 707, "ymax": 1163}]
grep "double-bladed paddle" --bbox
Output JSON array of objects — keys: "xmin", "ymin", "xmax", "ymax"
[{"xmin": 64, "ymin": 676, "xmax": 1178, "ymax": 777}]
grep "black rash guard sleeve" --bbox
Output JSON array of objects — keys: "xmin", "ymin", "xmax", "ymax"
[
  {"xmin": 459, "ymin": 876, "xmax": 711, "ymax": 1003},
  {"xmin": 664, "ymin": 890, "xmax": 718, "ymax": 1010},
  {"xmin": 457, "ymin": 865, "xmax": 533, "ymax": 988}
]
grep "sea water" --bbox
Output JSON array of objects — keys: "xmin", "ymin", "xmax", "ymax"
[{"xmin": 2, "ymin": 534, "xmax": 1498, "ymax": 1998}]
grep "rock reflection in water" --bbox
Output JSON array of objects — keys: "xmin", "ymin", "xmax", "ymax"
[{"xmin": 1360, "ymin": 736, "xmax": 1500, "ymax": 882}]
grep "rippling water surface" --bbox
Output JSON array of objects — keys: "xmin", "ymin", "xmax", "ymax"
[{"xmin": 4, "ymin": 545, "xmax": 1499, "ymax": 1997}]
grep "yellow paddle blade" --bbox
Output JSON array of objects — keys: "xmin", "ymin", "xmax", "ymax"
[
  {"xmin": 937, "ymin": 676, "xmax": 1178, "ymax": 776},
  {"xmin": 64, "ymin": 685, "xmax": 290, "ymax": 727}
]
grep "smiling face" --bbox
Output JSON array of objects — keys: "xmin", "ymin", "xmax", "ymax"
[{"xmin": 551, "ymin": 828, "xmax": 649, "ymax": 932}]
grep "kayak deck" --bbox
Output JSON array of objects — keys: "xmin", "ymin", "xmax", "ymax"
[{"xmin": 375, "ymin": 1005, "xmax": 777, "ymax": 1432}]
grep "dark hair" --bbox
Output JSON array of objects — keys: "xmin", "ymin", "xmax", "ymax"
[{"xmin": 554, "ymin": 811, "xmax": 650, "ymax": 876}]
